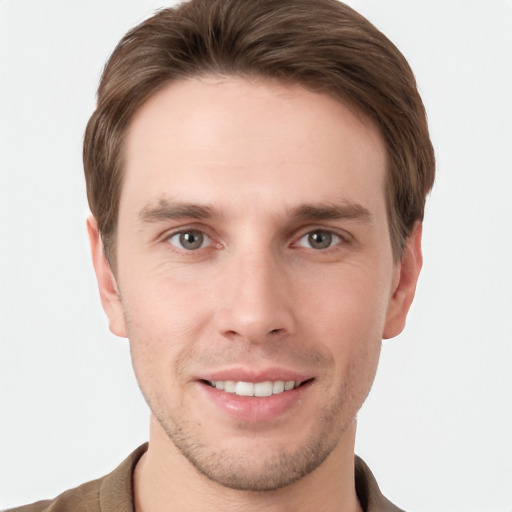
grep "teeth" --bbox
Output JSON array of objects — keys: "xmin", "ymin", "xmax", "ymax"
[
  {"xmin": 284, "ymin": 381, "xmax": 295, "ymax": 391},
  {"xmin": 272, "ymin": 381, "xmax": 285, "ymax": 394},
  {"xmin": 235, "ymin": 381, "xmax": 254, "ymax": 396},
  {"xmin": 209, "ymin": 380, "xmax": 299, "ymax": 397},
  {"xmin": 254, "ymin": 381, "xmax": 273, "ymax": 397},
  {"xmin": 224, "ymin": 381, "xmax": 236, "ymax": 393}
]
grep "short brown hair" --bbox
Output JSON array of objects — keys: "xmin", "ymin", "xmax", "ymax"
[{"xmin": 84, "ymin": 0, "xmax": 435, "ymax": 263}]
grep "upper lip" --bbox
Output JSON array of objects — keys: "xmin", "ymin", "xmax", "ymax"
[{"xmin": 197, "ymin": 367, "xmax": 313, "ymax": 384}]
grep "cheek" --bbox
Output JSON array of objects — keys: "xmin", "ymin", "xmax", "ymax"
[
  {"xmin": 121, "ymin": 272, "xmax": 211, "ymax": 389},
  {"xmin": 304, "ymin": 264, "xmax": 391, "ymax": 335},
  {"xmin": 122, "ymin": 258, "xmax": 211, "ymax": 329},
  {"xmin": 299, "ymin": 265, "xmax": 390, "ymax": 375}
]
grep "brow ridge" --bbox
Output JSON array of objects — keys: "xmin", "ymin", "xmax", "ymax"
[
  {"xmin": 138, "ymin": 198, "xmax": 371, "ymax": 225},
  {"xmin": 138, "ymin": 199, "xmax": 219, "ymax": 223},
  {"xmin": 290, "ymin": 201, "xmax": 372, "ymax": 222}
]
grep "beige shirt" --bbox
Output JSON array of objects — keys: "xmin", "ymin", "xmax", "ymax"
[{"xmin": 6, "ymin": 444, "xmax": 404, "ymax": 512}]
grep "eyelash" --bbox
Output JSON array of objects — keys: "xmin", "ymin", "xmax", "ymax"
[
  {"xmin": 293, "ymin": 229, "xmax": 345, "ymax": 251},
  {"xmin": 166, "ymin": 228, "xmax": 215, "ymax": 251},
  {"xmin": 163, "ymin": 226, "xmax": 349, "ymax": 253}
]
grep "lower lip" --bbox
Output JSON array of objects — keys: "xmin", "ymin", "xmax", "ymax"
[{"xmin": 199, "ymin": 381, "xmax": 312, "ymax": 423}]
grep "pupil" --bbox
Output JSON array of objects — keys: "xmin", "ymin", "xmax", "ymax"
[
  {"xmin": 309, "ymin": 231, "xmax": 331, "ymax": 249},
  {"xmin": 180, "ymin": 231, "xmax": 203, "ymax": 250}
]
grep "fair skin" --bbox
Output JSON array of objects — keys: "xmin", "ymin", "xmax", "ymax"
[{"xmin": 88, "ymin": 76, "xmax": 422, "ymax": 512}]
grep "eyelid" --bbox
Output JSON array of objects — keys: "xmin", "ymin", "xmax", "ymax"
[
  {"xmin": 296, "ymin": 231, "xmax": 341, "ymax": 248},
  {"xmin": 160, "ymin": 223, "xmax": 221, "ymax": 250},
  {"xmin": 157, "ymin": 223, "xmax": 351, "ymax": 252},
  {"xmin": 158, "ymin": 222, "xmax": 209, "ymax": 239},
  {"xmin": 291, "ymin": 225, "xmax": 352, "ymax": 246},
  {"xmin": 167, "ymin": 230, "xmax": 212, "ymax": 250}
]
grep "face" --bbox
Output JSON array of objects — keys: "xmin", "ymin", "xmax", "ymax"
[{"xmin": 90, "ymin": 76, "xmax": 421, "ymax": 491}]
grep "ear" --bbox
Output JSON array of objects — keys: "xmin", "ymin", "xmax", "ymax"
[
  {"xmin": 383, "ymin": 221, "xmax": 423, "ymax": 339},
  {"xmin": 87, "ymin": 215, "xmax": 127, "ymax": 338}
]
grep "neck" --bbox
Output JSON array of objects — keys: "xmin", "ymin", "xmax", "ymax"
[{"xmin": 134, "ymin": 416, "xmax": 362, "ymax": 512}]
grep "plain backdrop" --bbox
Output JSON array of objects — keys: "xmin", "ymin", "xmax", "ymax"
[{"xmin": 1, "ymin": 1, "xmax": 511, "ymax": 511}]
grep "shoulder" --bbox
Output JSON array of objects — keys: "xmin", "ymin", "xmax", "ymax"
[
  {"xmin": 3, "ymin": 444, "xmax": 147, "ymax": 512},
  {"xmin": 3, "ymin": 476, "xmax": 103, "ymax": 512},
  {"xmin": 3, "ymin": 475, "xmax": 102, "ymax": 512},
  {"xmin": 355, "ymin": 456, "xmax": 406, "ymax": 512}
]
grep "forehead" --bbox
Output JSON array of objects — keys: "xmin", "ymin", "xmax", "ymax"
[{"xmin": 121, "ymin": 76, "xmax": 387, "ymax": 219}]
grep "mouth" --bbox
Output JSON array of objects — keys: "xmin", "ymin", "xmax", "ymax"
[
  {"xmin": 198, "ymin": 373, "xmax": 315, "ymax": 422},
  {"xmin": 202, "ymin": 379, "xmax": 312, "ymax": 397}
]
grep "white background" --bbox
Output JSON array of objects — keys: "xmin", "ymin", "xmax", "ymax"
[{"xmin": 1, "ymin": 1, "xmax": 511, "ymax": 511}]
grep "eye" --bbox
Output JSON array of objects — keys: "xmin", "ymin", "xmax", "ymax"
[
  {"xmin": 295, "ymin": 230, "xmax": 343, "ymax": 250},
  {"xmin": 167, "ymin": 230, "xmax": 211, "ymax": 250}
]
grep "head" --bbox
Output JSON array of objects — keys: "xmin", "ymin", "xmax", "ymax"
[
  {"xmin": 84, "ymin": 0, "xmax": 434, "ymax": 495},
  {"xmin": 84, "ymin": 0, "xmax": 434, "ymax": 267}
]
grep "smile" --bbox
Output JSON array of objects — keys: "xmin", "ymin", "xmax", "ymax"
[{"xmin": 207, "ymin": 380, "xmax": 301, "ymax": 397}]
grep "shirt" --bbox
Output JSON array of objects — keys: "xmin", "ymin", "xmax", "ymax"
[{"xmin": 6, "ymin": 444, "xmax": 405, "ymax": 512}]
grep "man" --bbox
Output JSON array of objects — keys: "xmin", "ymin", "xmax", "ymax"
[{"xmin": 9, "ymin": 0, "xmax": 434, "ymax": 510}]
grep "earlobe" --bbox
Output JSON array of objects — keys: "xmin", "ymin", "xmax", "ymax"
[
  {"xmin": 383, "ymin": 222, "xmax": 423, "ymax": 339},
  {"xmin": 86, "ymin": 216, "xmax": 127, "ymax": 338}
]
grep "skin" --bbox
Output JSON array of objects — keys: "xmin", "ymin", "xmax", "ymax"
[{"xmin": 88, "ymin": 76, "xmax": 422, "ymax": 512}]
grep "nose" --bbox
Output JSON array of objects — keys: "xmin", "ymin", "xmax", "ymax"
[{"xmin": 214, "ymin": 247, "xmax": 296, "ymax": 343}]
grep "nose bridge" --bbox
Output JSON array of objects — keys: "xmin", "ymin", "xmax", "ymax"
[{"xmin": 216, "ymin": 241, "xmax": 294, "ymax": 341}]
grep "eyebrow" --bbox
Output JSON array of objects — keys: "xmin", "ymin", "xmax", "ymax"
[
  {"xmin": 289, "ymin": 201, "xmax": 372, "ymax": 223},
  {"xmin": 138, "ymin": 198, "xmax": 372, "ymax": 224},
  {"xmin": 138, "ymin": 199, "xmax": 219, "ymax": 223}
]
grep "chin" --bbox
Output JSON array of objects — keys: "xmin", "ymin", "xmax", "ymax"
[{"xmin": 153, "ymin": 399, "xmax": 351, "ymax": 491}]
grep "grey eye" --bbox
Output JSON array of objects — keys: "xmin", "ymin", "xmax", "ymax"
[
  {"xmin": 296, "ymin": 230, "xmax": 342, "ymax": 250},
  {"xmin": 168, "ymin": 230, "xmax": 210, "ymax": 250}
]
